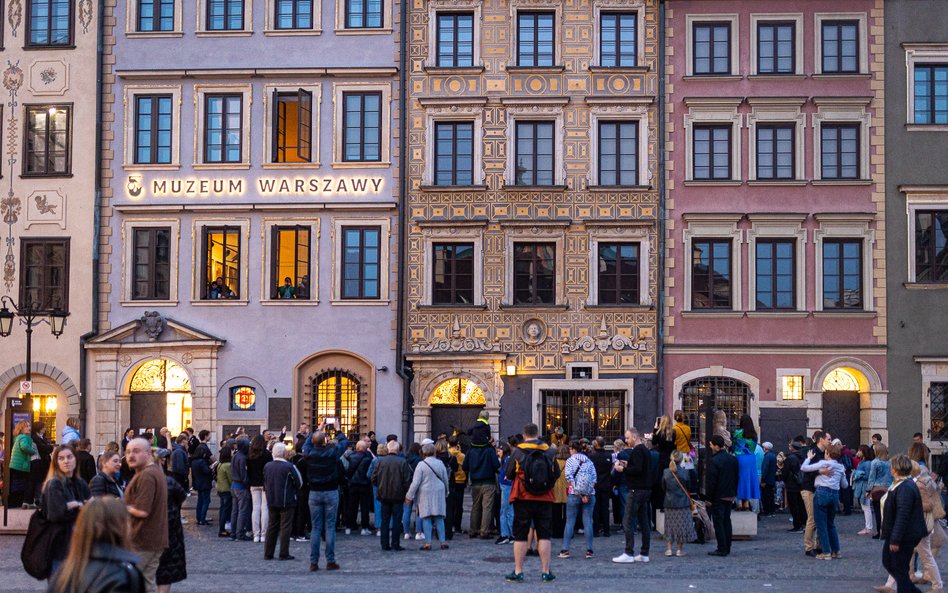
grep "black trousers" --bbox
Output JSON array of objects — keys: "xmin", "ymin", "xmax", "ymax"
[
  {"xmin": 264, "ymin": 506, "xmax": 296, "ymax": 559},
  {"xmin": 761, "ymin": 484, "xmax": 776, "ymax": 516},
  {"xmin": 293, "ymin": 488, "xmax": 311, "ymax": 537},
  {"xmin": 882, "ymin": 538, "xmax": 922, "ymax": 593},
  {"xmin": 552, "ymin": 502, "xmax": 566, "ymax": 539},
  {"xmin": 709, "ymin": 501, "xmax": 732, "ymax": 554},
  {"xmin": 623, "ymin": 489, "xmax": 651, "ymax": 556},
  {"xmin": 449, "ymin": 484, "xmax": 465, "ymax": 532},
  {"xmin": 379, "ymin": 501, "xmax": 404, "ymax": 550},
  {"xmin": 787, "ymin": 490, "xmax": 806, "ymax": 529},
  {"xmin": 593, "ymin": 487, "xmax": 611, "ymax": 535},
  {"xmin": 347, "ymin": 485, "xmax": 373, "ymax": 530},
  {"xmin": 840, "ymin": 486, "xmax": 854, "ymax": 514}
]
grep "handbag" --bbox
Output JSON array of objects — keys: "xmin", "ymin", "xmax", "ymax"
[
  {"xmin": 21, "ymin": 507, "xmax": 66, "ymax": 580},
  {"xmin": 870, "ymin": 486, "xmax": 887, "ymax": 503},
  {"xmin": 670, "ymin": 470, "xmax": 697, "ymax": 515}
]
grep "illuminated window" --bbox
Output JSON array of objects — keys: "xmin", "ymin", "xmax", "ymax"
[
  {"xmin": 822, "ymin": 368, "xmax": 859, "ymax": 392},
  {"xmin": 32, "ymin": 394, "xmax": 58, "ymax": 437},
  {"xmin": 271, "ymin": 225, "xmax": 311, "ymax": 300},
  {"xmin": 314, "ymin": 370, "xmax": 360, "ymax": 438},
  {"xmin": 781, "ymin": 375, "xmax": 805, "ymax": 400},
  {"xmin": 201, "ymin": 226, "xmax": 241, "ymax": 300},
  {"xmin": 272, "ymin": 89, "xmax": 313, "ymax": 163},
  {"xmin": 429, "ymin": 378, "xmax": 486, "ymax": 405},
  {"xmin": 129, "ymin": 359, "xmax": 192, "ymax": 393},
  {"xmin": 230, "ymin": 386, "xmax": 257, "ymax": 411}
]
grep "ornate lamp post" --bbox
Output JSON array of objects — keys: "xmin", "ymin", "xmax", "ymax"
[{"xmin": 0, "ymin": 296, "xmax": 69, "ymax": 382}]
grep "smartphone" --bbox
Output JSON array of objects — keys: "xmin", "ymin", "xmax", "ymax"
[{"xmin": 324, "ymin": 417, "xmax": 337, "ymax": 427}]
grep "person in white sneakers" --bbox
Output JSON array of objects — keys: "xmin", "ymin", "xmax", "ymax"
[{"xmin": 612, "ymin": 427, "xmax": 652, "ymax": 564}]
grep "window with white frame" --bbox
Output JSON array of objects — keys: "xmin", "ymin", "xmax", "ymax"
[
  {"xmin": 813, "ymin": 213, "xmax": 874, "ymax": 311},
  {"xmin": 683, "ymin": 98, "xmax": 742, "ymax": 183},
  {"xmin": 421, "ymin": 224, "xmax": 484, "ymax": 306},
  {"xmin": 811, "ymin": 97, "xmax": 870, "ymax": 182},
  {"xmin": 125, "ymin": 86, "xmax": 181, "ymax": 168},
  {"xmin": 905, "ymin": 45, "xmax": 948, "ymax": 127},
  {"xmin": 918, "ymin": 357, "xmax": 948, "ymax": 448},
  {"xmin": 913, "ymin": 209, "xmax": 948, "ymax": 284},
  {"xmin": 206, "ymin": 0, "xmax": 246, "ymax": 31},
  {"xmin": 427, "ymin": 1, "xmax": 481, "ymax": 68},
  {"xmin": 685, "ymin": 14, "xmax": 739, "ymax": 77},
  {"xmin": 589, "ymin": 103, "xmax": 648, "ymax": 188},
  {"xmin": 264, "ymin": 221, "xmax": 317, "ymax": 301},
  {"xmin": 746, "ymin": 214, "xmax": 806, "ymax": 313},
  {"xmin": 781, "ymin": 375, "xmax": 805, "ymax": 401},
  {"xmin": 814, "ymin": 13, "xmax": 868, "ymax": 75},
  {"xmin": 587, "ymin": 225, "xmax": 650, "ymax": 307},
  {"xmin": 335, "ymin": 0, "xmax": 391, "ymax": 33},
  {"xmin": 123, "ymin": 219, "xmax": 180, "ymax": 304},
  {"xmin": 682, "ymin": 214, "xmax": 742, "ymax": 312},
  {"xmin": 517, "ymin": 12, "xmax": 555, "ymax": 67},
  {"xmin": 128, "ymin": 0, "xmax": 182, "ymax": 34},
  {"xmin": 692, "ymin": 125, "xmax": 731, "ymax": 180},
  {"xmin": 332, "ymin": 83, "xmax": 391, "ymax": 167},
  {"xmin": 746, "ymin": 98, "xmax": 805, "ymax": 182},
  {"xmin": 273, "ymin": 0, "xmax": 314, "ymax": 30},
  {"xmin": 195, "ymin": 85, "xmax": 251, "ymax": 167},
  {"xmin": 750, "ymin": 14, "xmax": 803, "ymax": 76},
  {"xmin": 193, "ymin": 219, "xmax": 249, "ymax": 302},
  {"xmin": 331, "ymin": 217, "xmax": 390, "ymax": 303},
  {"xmin": 421, "ymin": 100, "xmax": 485, "ymax": 186},
  {"xmin": 600, "ymin": 12, "xmax": 636, "ymax": 67},
  {"xmin": 503, "ymin": 226, "xmax": 564, "ymax": 306}
]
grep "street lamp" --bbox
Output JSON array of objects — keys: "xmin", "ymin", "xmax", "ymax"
[
  {"xmin": 0, "ymin": 296, "xmax": 70, "ymax": 382},
  {"xmin": 0, "ymin": 305, "xmax": 13, "ymax": 337}
]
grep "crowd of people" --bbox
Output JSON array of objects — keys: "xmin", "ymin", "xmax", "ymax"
[{"xmin": 3, "ymin": 411, "xmax": 946, "ymax": 592}]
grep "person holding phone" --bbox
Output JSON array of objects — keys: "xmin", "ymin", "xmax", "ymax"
[{"xmin": 303, "ymin": 421, "xmax": 349, "ymax": 572}]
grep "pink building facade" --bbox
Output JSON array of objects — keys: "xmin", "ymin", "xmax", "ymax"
[{"xmin": 663, "ymin": 0, "xmax": 887, "ymax": 450}]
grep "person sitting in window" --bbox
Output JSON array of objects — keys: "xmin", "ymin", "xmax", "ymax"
[
  {"xmin": 208, "ymin": 277, "xmax": 236, "ymax": 300},
  {"xmin": 278, "ymin": 277, "xmax": 296, "ymax": 300},
  {"xmin": 296, "ymin": 276, "xmax": 310, "ymax": 300}
]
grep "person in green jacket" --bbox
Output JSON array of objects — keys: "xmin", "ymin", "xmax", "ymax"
[
  {"xmin": 9, "ymin": 420, "xmax": 36, "ymax": 508},
  {"xmin": 216, "ymin": 447, "xmax": 233, "ymax": 537}
]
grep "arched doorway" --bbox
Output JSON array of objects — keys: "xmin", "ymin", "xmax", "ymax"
[
  {"xmin": 821, "ymin": 368, "xmax": 861, "ymax": 448},
  {"xmin": 312, "ymin": 369, "xmax": 363, "ymax": 440},
  {"xmin": 128, "ymin": 359, "xmax": 192, "ymax": 436},
  {"xmin": 429, "ymin": 378, "xmax": 486, "ymax": 444},
  {"xmin": 680, "ymin": 376, "xmax": 752, "ymax": 445}
]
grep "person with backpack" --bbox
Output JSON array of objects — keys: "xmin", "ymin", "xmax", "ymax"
[
  {"xmin": 612, "ymin": 427, "xmax": 652, "ymax": 564},
  {"xmin": 190, "ymin": 444, "xmax": 213, "ymax": 526},
  {"xmin": 503, "ymin": 423, "xmax": 560, "ymax": 583},
  {"xmin": 345, "ymin": 440, "xmax": 374, "ymax": 535},
  {"xmin": 558, "ymin": 439, "xmax": 597, "ymax": 559}
]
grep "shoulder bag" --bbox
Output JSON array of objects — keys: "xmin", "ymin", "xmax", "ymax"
[
  {"xmin": 670, "ymin": 469, "xmax": 697, "ymax": 516},
  {"xmin": 21, "ymin": 504, "xmax": 66, "ymax": 580}
]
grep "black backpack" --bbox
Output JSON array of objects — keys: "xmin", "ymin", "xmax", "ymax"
[{"xmin": 521, "ymin": 448, "xmax": 556, "ymax": 495}]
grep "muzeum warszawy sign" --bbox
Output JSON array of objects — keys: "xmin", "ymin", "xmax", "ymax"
[{"xmin": 126, "ymin": 175, "xmax": 386, "ymax": 199}]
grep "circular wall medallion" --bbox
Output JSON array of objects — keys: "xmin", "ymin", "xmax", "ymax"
[{"xmin": 521, "ymin": 318, "xmax": 547, "ymax": 346}]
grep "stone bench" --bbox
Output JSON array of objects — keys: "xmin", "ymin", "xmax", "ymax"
[{"xmin": 656, "ymin": 508, "xmax": 757, "ymax": 540}]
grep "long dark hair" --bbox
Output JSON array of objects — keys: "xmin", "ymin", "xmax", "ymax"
[
  {"xmin": 218, "ymin": 447, "xmax": 232, "ymax": 463},
  {"xmin": 857, "ymin": 444, "xmax": 874, "ymax": 462},
  {"xmin": 53, "ymin": 498, "xmax": 131, "ymax": 593},
  {"xmin": 739, "ymin": 415, "xmax": 758, "ymax": 443},
  {"xmin": 249, "ymin": 435, "xmax": 267, "ymax": 460}
]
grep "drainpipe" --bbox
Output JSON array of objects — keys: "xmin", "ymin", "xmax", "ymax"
[
  {"xmin": 396, "ymin": 0, "xmax": 413, "ymax": 442},
  {"xmin": 656, "ymin": 0, "xmax": 667, "ymax": 416}
]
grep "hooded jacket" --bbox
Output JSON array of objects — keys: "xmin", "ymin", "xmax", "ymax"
[
  {"xmin": 462, "ymin": 443, "xmax": 500, "ymax": 483},
  {"xmin": 505, "ymin": 439, "xmax": 560, "ymax": 502},
  {"xmin": 231, "ymin": 439, "xmax": 250, "ymax": 488}
]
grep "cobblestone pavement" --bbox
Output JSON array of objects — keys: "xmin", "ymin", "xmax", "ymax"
[{"xmin": 0, "ymin": 509, "xmax": 929, "ymax": 593}]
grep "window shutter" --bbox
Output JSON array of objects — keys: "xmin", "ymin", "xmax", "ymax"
[{"xmin": 298, "ymin": 88, "xmax": 312, "ymax": 162}]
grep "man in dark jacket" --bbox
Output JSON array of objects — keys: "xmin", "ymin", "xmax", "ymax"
[
  {"xmin": 588, "ymin": 437, "xmax": 614, "ymax": 537},
  {"xmin": 75, "ymin": 439, "xmax": 98, "ymax": 483},
  {"xmin": 263, "ymin": 443, "xmax": 302, "ymax": 561},
  {"xmin": 881, "ymin": 454, "xmax": 929, "ymax": 593},
  {"xmin": 230, "ymin": 438, "xmax": 252, "ymax": 541},
  {"xmin": 346, "ymin": 441, "xmax": 373, "ymax": 534},
  {"xmin": 169, "ymin": 435, "xmax": 190, "ymax": 491},
  {"xmin": 760, "ymin": 442, "xmax": 777, "ymax": 516},
  {"xmin": 612, "ymin": 427, "xmax": 652, "ymax": 564},
  {"xmin": 784, "ymin": 440, "xmax": 806, "ymax": 532},
  {"xmin": 462, "ymin": 436, "xmax": 501, "ymax": 539},
  {"xmin": 303, "ymin": 424, "xmax": 348, "ymax": 571},
  {"xmin": 706, "ymin": 434, "xmax": 739, "ymax": 557},
  {"xmin": 371, "ymin": 440, "xmax": 412, "ymax": 551}
]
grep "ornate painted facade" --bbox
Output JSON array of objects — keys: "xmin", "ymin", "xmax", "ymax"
[{"xmin": 405, "ymin": 0, "xmax": 661, "ymax": 441}]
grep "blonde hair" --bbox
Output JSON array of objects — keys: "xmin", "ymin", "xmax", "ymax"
[
  {"xmin": 377, "ymin": 443, "xmax": 389, "ymax": 457},
  {"xmin": 873, "ymin": 443, "xmax": 889, "ymax": 461},
  {"xmin": 656, "ymin": 415, "xmax": 674, "ymax": 440},
  {"xmin": 13, "ymin": 420, "xmax": 30, "ymax": 437},
  {"xmin": 434, "ymin": 439, "xmax": 449, "ymax": 456},
  {"xmin": 52, "ymin": 498, "xmax": 131, "ymax": 593}
]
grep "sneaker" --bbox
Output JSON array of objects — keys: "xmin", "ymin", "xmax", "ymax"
[
  {"xmin": 361, "ymin": 528, "xmax": 372, "ymax": 536},
  {"xmin": 345, "ymin": 528, "xmax": 352, "ymax": 535},
  {"xmin": 415, "ymin": 533, "xmax": 425, "ymax": 541},
  {"xmin": 181, "ymin": 518, "xmax": 189, "ymax": 525},
  {"xmin": 541, "ymin": 572, "xmax": 556, "ymax": 582},
  {"xmin": 612, "ymin": 553, "xmax": 636, "ymax": 563},
  {"xmin": 326, "ymin": 562, "xmax": 340, "ymax": 571},
  {"xmin": 633, "ymin": 554, "xmax": 649, "ymax": 563},
  {"xmin": 557, "ymin": 550, "xmax": 570, "ymax": 559},
  {"xmin": 376, "ymin": 530, "xmax": 381, "ymax": 537},
  {"xmin": 585, "ymin": 550, "xmax": 593, "ymax": 559},
  {"xmin": 404, "ymin": 533, "xmax": 411, "ymax": 540},
  {"xmin": 675, "ymin": 550, "xmax": 686, "ymax": 557},
  {"xmin": 496, "ymin": 536, "xmax": 509, "ymax": 545},
  {"xmin": 504, "ymin": 571, "xmax": 524, "ymax": 583},
  {"xmin": 665, "ymin": 549, "xmax": 674, "ymax": 556}
]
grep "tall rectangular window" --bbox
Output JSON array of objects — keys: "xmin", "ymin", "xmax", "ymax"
[
  {"xmin": 275, "ymin": 0, "xmax": 312, "ymax": 29},
  {"xmin": 19, "ymin": 239, "xmax": 69, "ymax": 312},
  {"xmin": 598, "ymin": 121, "xmax": 637, "ymax": 186},
  {"xmin": 132, "ymin": 228, "xmax": 171, "ymax": 301},
  {"xmin": 271, "ymin": 226, "xmax": 311, "ymax": 300},
  {"xmin": 27, "ymin": 0, "xmax": 72, "ymax": 46},
  {"xmin": 25, "ymin": 105, "xmax": 71, "ymax": 175},
  {"xmin": 204, "ymin": 94, "xmax": 242, "ymax": 163},
  {"xmin": 432, "ymin": 242, "xmax": 475, "ymax": 305},
  {"xmin": 272, "ymin": 89, "xmax": 312, "ymax": 163},
  {"xmin": 513, "ymin": 243, "xmax": 555, "ymax": 305},
  {"xmin": 913, "ymin": 64, "xmax": 948, "ymax": 125},
  {"xmin": 207, "ymin": 0, "xmax": 243, "ymax": 31},
  {"xmin": 755, "ymin": 239, "xmax": 795, "ymax": 310},
  {"xmin": 134, "ymin": 95, "xmax": 173, "ymax": 165},
  {"xmin": 138, "ymin": 0, "xmax": 174, "ymax": 32},
  {"xmin": 202, "ymin": 226, "xmax": 241, "ymax": 300},
  {"xmin": 693, "ymin": 125, "xmax": 730, "ymax": 180},
  {"xmin": 757, "ymin": 21, "xmax": 794, "ymax": 74},
  {"xmin": 598, "ymin": 243, "xmax": 640, "ymax": 305},
  {"xmin": 434, "ymin": 122, "xmax": 474, "ymax": 186},
  {"xmin": 693, "ymin": 22, "xmax": 730, "ymax": 75},
  {"xmin": 823, "ymin": 239, "xmax": 863, "ymax": 309},
  {"xmin": 600, "ymin": 13, "xmax": 636, "ymax": 67},
  {"xmin": 341, "ymin": 226, "xmax": 381, "ymax": 299},
  {"xmin": 436, "ymin": 13, "xmax": 474, "ymax": 67},
  {"xmin": 514, "ymin": 121, "xmax": 554, "ymax": 186},
  {"xmin": 820, "ymin": 123, "xmax": 859, "ymax": 180},
  {"xmin": 756, "ymin": 124, "xmax": 794, "ymax": 180},
  {"xmin": 691, "ymin": 238, "xmax": 731, "ymax": 309},
  {"xmin": 345, "ymin": 0, "xmax": 382, "ymax": 28},
  {"xmin": 822, "ymin": 20, "xmax": 859, "ymax": 73},
  {"xmin": 915, "ymin": 211, "xmax": 948, "ymax": 283},
  {"xmin": 343, "ymin": 92, "xmax": 382, "ymax": 162},
  {"xmin": 930, "ymin": 382, "xmax": 948, "ymax": 441},
  {"xmin": 517, "ymin": 12, "xmax": 554, "ymax": 67}
]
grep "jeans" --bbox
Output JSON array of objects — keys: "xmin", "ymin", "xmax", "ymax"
[
  {"xmin": 499, "ymin": 483, "xmax": 514, "ymax": 538},
  {"xmin": 251, "ymin": 486, "xmax": 270, "ymax": 539},
  {"xmin": 231, "ymin": 487, "xmax": 251, "ymax": 538},
  {"xmin": 594, "ymin": 487, "xmax": 611, "ymax": 535},
  {"xmin": 217, "ymin": 491, "xmax": 232, "ymax": 533},
  {"xmin": 309, "ymin": 490, "xmax": 339, "ymax": 565},
  {"xmin": 196, "ymin": 489, "xmax": 212, "ymax": 524},
  {"xmin": 379, "ymin": 501, "xmax": 404, "ymax": 549},
  {"xmin": 422, "ymin": 515, "xmax": 446, "ymax": 544},
  {"xmin": 709, "ymin": 501, "xmax": 732, "ymax": 554},
  {"xmin": 623, "ymin": 489, "xmax": 651, "ymax": 556},
  {"xmin": 882, "ymin": 537, "xmax": 923, "ymax": 593},
  {"xmin": 470, "ymin": 482, "xmax": 495, "ymax": 536},
  {"xmin": 613, "ymin": 484, "xmax": 629, "ymax": 524},
  {"xmin": 373, "ymin": 487, "xmax": 382, "ymax": 529},
  {"xmin": 813, "ymin": 487, "xmax": 840, "ymax": 554},
  {"xmin": 562, "ymin": 494, "xmax": 595, "ymax": 552},
  {"xmin": 264, "ymin": 506, "xmax": 295, "ymax": 559}
]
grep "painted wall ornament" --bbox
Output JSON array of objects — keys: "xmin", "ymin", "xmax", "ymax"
[
  {"xmin": 2, "ymin": 61, "xmax": 23, "ymax": 292},
  {"xmin": 562, "ymin": 318, "xmax": 645, "ymax": 354},
  {"xmin": 521, "ymin": 318, "xmax": 547, "ymax": 346},
  {"xmin": 7, "ymin": 0, "xmax": 21, "ymax": 37},
  {"xmin": 412, "ymin": 316, "xmax": 499, "ymax": 353},
  {"xmin": 77, "ymin": 0, "xmax": 94, "ymax": 33}
]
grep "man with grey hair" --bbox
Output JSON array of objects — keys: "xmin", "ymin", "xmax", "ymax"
[
  {"xmin": 612, "ymin": 427, "xmax": 652, "ymax": 564},
  {"xmin": 125, "ymin": 438, "xmax": 168, "ymax": 593},
  {"xmin": 372, "ymin": 439, "xmax": 413, "ymax": 551},
  {"xmin": 263, "ymin": 441, "xmax": 302, "ymax": 560}
]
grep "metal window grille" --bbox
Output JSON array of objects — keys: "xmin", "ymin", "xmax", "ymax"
[
  {"xmin": 680, "ymin": 377, "xmax": 751, "ymax": 444},
  {"xmin": 930, "ymin": 382, "xmax": 948, "ymax": 441},
  {"xmin": 541, "ymin": 389, "xmax": 625, "ymax": 444}
]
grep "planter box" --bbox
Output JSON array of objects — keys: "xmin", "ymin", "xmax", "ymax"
[{"xmin": 656, "ymin": 508, "xmax": 757, "ymax": 540}]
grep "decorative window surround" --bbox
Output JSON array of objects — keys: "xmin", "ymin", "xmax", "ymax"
[
  {"xmin": 121, "ymin": 218, "xmax": 180, "ymax": 305},
  {"xmin": 813, "ymin": 12, "xmax": 868, "ymax": 75},
  {"xmin": 672, "ymin": 367, "xmax": 760, "ymax": 430},
  {"xmin": 196, "ymin": 0, "xmax": 254, "ymax": 34},
  {"xmin": 902, "ymin": 186, "xmax": 948, "ymax": 284},
  {"xmin": 745, "ymin": 213, "xmax": 807, "ymax": 312},
  {"xmin": 502, "ymin": 223, "xmax": 567, "ymax": 307},
  {"xmin": 419, "ymin": 222, "xmax": 485, "ymax": 306},
  {"xmin": 916, "ymin": 356, "xmax": 948, "ymax": 453},
  {"xmin": 565, "ymin": 361, "xmax": 600, "ymax": 380},
  {"xmin": 335, "ymin": 0, "xmax": 392, "ymax": 34},
  {"xmin": 749, "ymin": 14, "xmax": 803, "ymax": 76},
  {"xmin": 502, "ymin": 97, "xmax": 568, "ymax": 187},
  {"xmin": 763, "ymin": 367, "xmax": 811, "ymax": 408},
  {"xmin": 418, "ymin": 98, "xmax": 486, "ymax": 186},
  {"xmin": 904, "ymin": 44, "xmax": 948, "ymax": 130},
  {"xmin": 193, "ymin": 84, "xmax": 252, "ymax": 168},
  {"xmin": 191, "ymin": 217, "xmax": 250, "ymax": 305},
  {"xmin": 330, "ymin": 216, "xmax": 391, "ymax": 304},
  {"xmin": 261, "ymin": 218, "xmax": 319, "ymax": 304},
  {"xmin": 811, "ymin": 97, "xmax": 871, "ymax": 182},
  {"xmin": 127, "ymin": 0, "xmax": 184, "ymax": 36},
  {"xmin": 531, "ymin": 378, "xmax": 633, "ymax": 430},
  {"xmin": 332, "ymin": 82, "xmax": 392, "ymax": 168},
  {"xmin": 586, "ymin": 223, "xmax": 651, "ymax": 307},
  {"xmin": 427, "ymin": 0, "xmax": 481, "ymax": 68},
  {"xmin": 746, "ymin": 97, "xmax": 806, "ymax": 182},
  {"xmin": 124, "ymin": 85, "xmax": 182, "ymax": 170},
  {"xmin": 508, "ymin": 0, "xmax": 563, "ymax": 68},
  {"xmin": 587, "ymin": 100, "xmax": 651, "ymax": 188},
  {"xmin": 684, "ymin": 14, "xmax": 739, "ymax": 77},
  {"xmin": 682, "ymin": 213, "xmax": 743, "ymax": 312},
  {"xmin": 264, "ymin": 0, "xmax": 322, "ymax": 34},
  {"xmin": 813, "ymin": 212, "xmax": 875, "ymax": 311},
  {"xmin": 592, "ymin": 0, "xmax": 646, "ymax": 69},
  {"xmin": 683, "ymin": 97, "xmax": 742, "ymax": 182},
  {"xmin": 261, "ymin": 83, "xmax": 321, "ymax": 168}
]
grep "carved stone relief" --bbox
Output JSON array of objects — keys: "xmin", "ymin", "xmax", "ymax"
[{"xmin": 25, "ymin": 190, "xmax": 66, "ymax": 229}]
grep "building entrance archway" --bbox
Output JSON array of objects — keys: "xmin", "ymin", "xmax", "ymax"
[
  {"xmin": 128, "ymin": 359, "xmax": 192, "ymax": 436},
  {"xmin": 820, "ymin": 368, "xmax": 863, "ymax": 448}
]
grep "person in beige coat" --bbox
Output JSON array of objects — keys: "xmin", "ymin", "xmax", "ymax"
[{"xmin": 406, "ymin": 442, "xmax": 450, "ymax": 550}]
